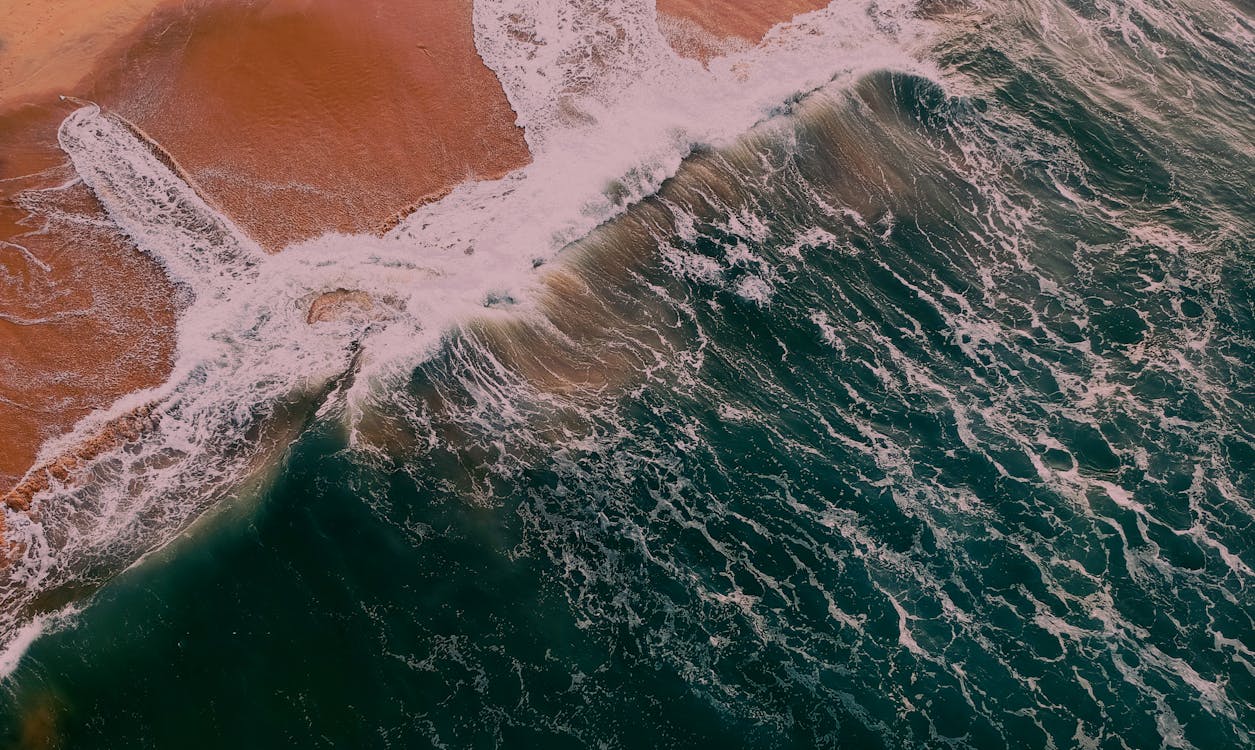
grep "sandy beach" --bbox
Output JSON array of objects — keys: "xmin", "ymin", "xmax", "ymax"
[
  {"xmin": 1, "ymin": 0, "xmax": 529, "ymax": 511},
  {"xmin": 84, "ymin": 0, "xmax": 531, "ymax": 250},
  {"xmin": 0, "ymin": 1, "xmax": 1250, "ymax": 746},
  {"xmin": 0, "ymin": 0, "xmax": 173, "ymax": 106},
  {"xmin": 1, "ymin": 0, "xmax": 833, "ymax": 515},
  {"xmin": 656, "ymin": 0, "xmax": 834, "ymax": 62},
  {"xmin": 0, "ymin": 103, "xmax": 180, "ymax": 503}
]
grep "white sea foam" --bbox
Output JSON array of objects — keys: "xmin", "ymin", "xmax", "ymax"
[
  {"xmin": 1, "ymin": 0, "xmax": 946, "ymax": 673},
  {"xmin": 0, "ymin": 617, "xmax": 45, "ymax": 678}
]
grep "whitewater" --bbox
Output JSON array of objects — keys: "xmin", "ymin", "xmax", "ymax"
[
  {"xmin": 1, "ymin": 0, "xmax": 936, "ymax": 659},
  {"xmin": 2, "ymin": 0, "xmax": 1253, "ymax": 746}
]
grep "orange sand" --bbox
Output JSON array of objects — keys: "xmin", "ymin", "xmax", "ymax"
[
  {"xmin": 0, "ymin": 103, "xmax": 180, "ymax": 496},
  {"xmin": 1, "ymin": 0, "xmax": 529, "ymax": 512},
  {"xmin": 87, "ymin": 0, "xmax": 531, "ymax": 250},
  {"xmin": 0, "ymin": 0, "xmax": 172, "ymax": 105},
  {"xmin": 656, "ymin": 0, "xmax": 835, "ymax": 62}
]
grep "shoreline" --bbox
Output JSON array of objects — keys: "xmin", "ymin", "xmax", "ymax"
[
  {"xmin": 2, "ymin": 0, "xmax": 841, "ymax": 535},
  {"xmin": 1, "ymin": 0, "xmax": 532, "ymax": 516},
  {"xmin": 656, "ymin": 0, "xmax": 835, "ymax": 62}
]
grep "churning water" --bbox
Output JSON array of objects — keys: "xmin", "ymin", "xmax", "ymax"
[{"xmin": 1, "ymin": 0, "xmax": 1253, "ymax": 747}]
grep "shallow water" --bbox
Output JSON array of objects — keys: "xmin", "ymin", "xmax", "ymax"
[{"xmin": 2, "ymin": 0, "xmax": 1253, "ymax": 747}]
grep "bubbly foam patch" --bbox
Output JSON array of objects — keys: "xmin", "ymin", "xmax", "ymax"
[{"xmin": 1, "ymin": 0, "xmax": 947, "ymax": 674}]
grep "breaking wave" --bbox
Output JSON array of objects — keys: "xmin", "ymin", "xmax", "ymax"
[{"xmin": 3, "ymin": 0, "xmax": 1254, "ymax": 746}]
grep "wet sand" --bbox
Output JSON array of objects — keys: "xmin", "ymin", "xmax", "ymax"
[
  {"xmin": 86, "ymin": 0, "xmax": 531, "ymax": 250},
  {"xmin": 656, "ymin": 0, "xmax": 835, "ymax": 62},
  {"xmin": 0, "ymin": 0, "xmax": 171, "ymax": 105},
  {"xmin": 0, "ymin": 103, "xmax": 180, "ymax": 501},
  {"xmin": 1, "ymin": 0, "xmax": 529, "ymax": 512}
]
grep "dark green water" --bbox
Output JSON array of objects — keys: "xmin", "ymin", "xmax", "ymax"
[{"xmin": 3, "ymin": 0, "xmax": 1254, "ymax": 747}]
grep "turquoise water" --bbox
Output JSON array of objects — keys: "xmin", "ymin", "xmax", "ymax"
[{"xmin": 3, "ymin": 0, "xmax": 1254, "ymax": 747}]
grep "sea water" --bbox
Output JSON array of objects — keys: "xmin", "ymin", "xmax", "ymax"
[{"xmin": 1, "ymin": 0, "xmax": 1252, "ymax": 747}]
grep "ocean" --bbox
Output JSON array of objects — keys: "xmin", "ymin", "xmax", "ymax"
[{"xmin": 1, "ymin": 0, "xmax": 1252, "ymax": 746}]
